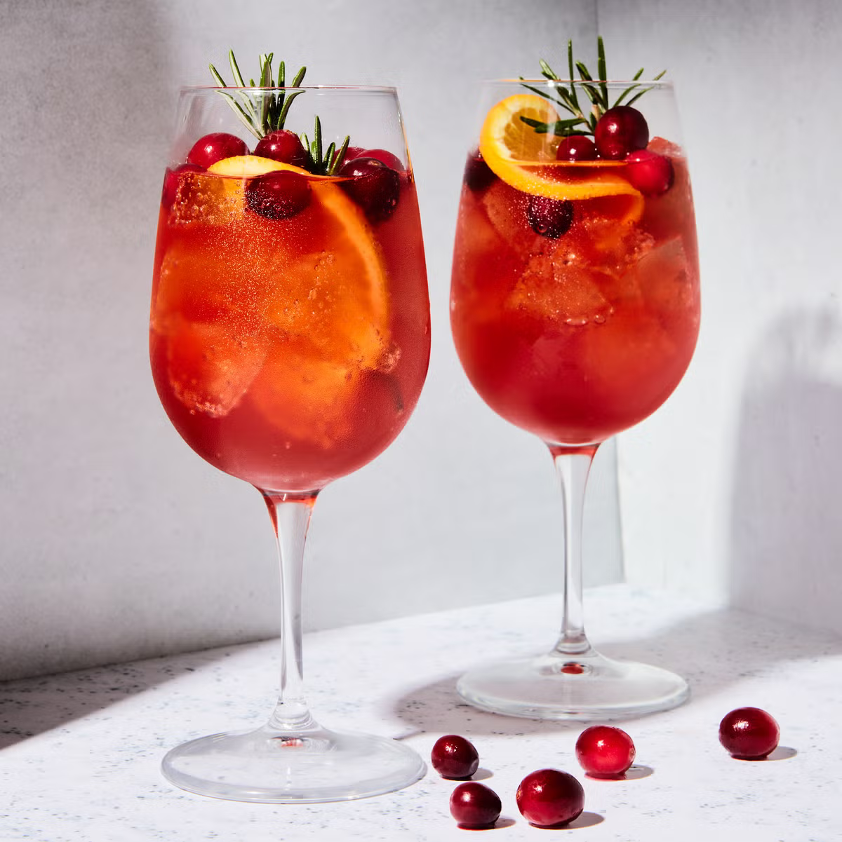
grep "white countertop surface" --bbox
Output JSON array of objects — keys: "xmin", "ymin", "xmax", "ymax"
[{"xmin": 1, "ymin": 584, "xmax": 840, "ymax": 841}]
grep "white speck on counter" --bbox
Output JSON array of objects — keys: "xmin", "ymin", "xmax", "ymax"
[{"xmin": 0, "ymin": 585, "xmax": 839, "ymax": 841}]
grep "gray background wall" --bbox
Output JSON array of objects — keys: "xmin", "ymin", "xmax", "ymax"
[{"xmin": 2, "ymin": 0, "xmax": 840, "ymax": 682}]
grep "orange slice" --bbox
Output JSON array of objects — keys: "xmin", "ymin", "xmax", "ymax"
[
  {"xmin": 479, "ymin": 94, "xmax": 644, "ymax": 220},
  {"xmin": 164, "ymin": 154, "xmax": 391, "ymax": 445}
]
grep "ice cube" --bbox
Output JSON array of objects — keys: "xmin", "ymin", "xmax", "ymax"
[{"xmin": 167, "ymin": 320, "xmax": 267, "ymax": 418}]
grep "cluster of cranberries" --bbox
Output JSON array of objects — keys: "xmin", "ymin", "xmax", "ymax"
[
  {"xmin": 434, "ymin": 707, "xmax": 781, "ymax": 830},
  {"xmin": 164, "ymin": 130, "xmax": 403, "ymax": 222},
  {"xmin": 567, "ymin": 105, "xmax": 674, "ymax": 197},
  {"xmin": 469, "ymin": 105, "xmax": 674, "ymax": 241}
]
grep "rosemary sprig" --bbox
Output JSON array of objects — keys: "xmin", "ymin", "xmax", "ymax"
[
  {"xmin": 520, "ymin": 37, "xmax": 666, "ymax": 137},
  {"xmin": 208, "ymin": 50, "xmax": 351, "ymax": 174},
  {"xmin": 301, "ymin": 116, "xmax": 350, "ymax": 175},
  {"xmin": 209, "ymin": 50, "xmax": 307, "ymax": 140}
]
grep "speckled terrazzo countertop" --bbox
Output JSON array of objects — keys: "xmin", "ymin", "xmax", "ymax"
[{"xmin": 1, "ymin": 584, "xmax": 840, "ymax": 841}]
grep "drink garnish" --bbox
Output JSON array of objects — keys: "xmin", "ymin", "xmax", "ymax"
[
  {"xmin": 209, "ymin": 50, "xmax": 350, "ymax": 175},
  {"xmin": 519, "ymin": 37, "xmax": 665, "ymax": 140}
]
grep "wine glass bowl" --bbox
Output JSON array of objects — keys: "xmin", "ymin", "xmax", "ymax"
[
  {"xmin": 150, "ymin": 84, "xmax": 430, "ymax": 800},
  {"xmin": 450, "ymin": 79, "xmax": 700, "ymax": 719}
]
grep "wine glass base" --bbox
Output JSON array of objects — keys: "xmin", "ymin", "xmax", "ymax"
[
  {"xmin": 161, "ymin": 723, "xmax": 426, "ymax": 803},
  {"xmin": 457, "ymin": 649, "xmax": 689, "ymax": 720}
]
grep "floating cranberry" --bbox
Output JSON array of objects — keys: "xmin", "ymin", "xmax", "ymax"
[
  {"xmin": 449, "ymin": 782, "xmax": 501, "ymax": 829},
  {"xmin": 245, "ymin": 170, "xmax": 311, "ymax": 220},
  {"xmin": 187, "ymin": 132, "xmax": 249, "ymax": 169},
  {"xmin": 339, "ymin": 157, "xmax": 400, "ymax": 221},
  {"xmin": 431, "ymin": 735, "xmax": 479, "ymax": 780},
  {"xmin": 719, "ymin": 707, "xmax": 780, "ymax": 759},
  {"xmin": 162, "ymin": 163, "xmax": 204, "ymax": 209},
  {"xmin": 254, "ymin": 130, "xmax": 310, "ymax": 168},
  {"xmin": 527, "ymin": 195, "xmax": 574, "ymax": 238},
  {"xmin": 362, "ymin": 148, "xmax": 405, "ymax": 171},
  {"xmin": 625, "ymin": 149, "xmax": 674, "ymax": 196},
  {"xmin": 333, "ymin": 145, "xmax": 365, "ymax": 169},
  {"xmin": 575, "ymin": 725, "xmax": 636, "ymax": 778},
  {"xmin": 464, "ymin": 151, "xmax": 496, "ymax": 192},
  {"xmin": 516, "ymin": 769, "xmax": 584, "ymax": 828},
  {"xmin": 594, "ymin": 106, "xmax": 649, "ymax": 160},
  {"xmin": 556, "ymin": 135, "xmax": 597, "ymax": 162}
]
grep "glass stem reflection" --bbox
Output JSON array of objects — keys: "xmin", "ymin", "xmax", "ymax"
[
  {"xmin": 548, "ymin": 444, "xmax": 599, "ymax": 658},
  {"xmin": 261, "ymin": 490, "xmax": 320, "ymax": 732}
]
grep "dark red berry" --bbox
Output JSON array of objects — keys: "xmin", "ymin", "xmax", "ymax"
[
  {"xmin": 575, "ymin": 725, "xmax": 636, "ymax": 778},
  {"xmin": 719, "ymin": 707, "xmax": 780, "ymax": 759},
  {"xmin": 337, "ymin": 146, "xmax": 404, "ymax": 171},
  {"xmin": 339, "ymin": 157, "xmax": 400, "ymax": 221},
  {"xmin": 625, "ymin": 149, "xmax": 674, "ymax": 196},
  {"xmin": 162, "ymin": 163, "xmax": 203, "ymax": 209},
  {"xmin": 187, "ymin": 132, "xmax": 249, "ymax": 169},
  {"xmin": 527, "ymin": 195, "xmax": 574, "ymax": 238},
  {"xmin": 362, "ymin": 148, "xmax": 404, "ymax": 171},
  {"xmin": 337, "ymin": 145, "xmax": 366, "ymax": 162},
  {"xmin": 594, "ymin": 106, "xmax": 649, "ymax": 160},
  {"xmin": 245, "ymin": 170, "xmax": 311, "ymax": 220},
  {"xmin": 449, "ymin": 782, "xmax": 501, "ymax": 829},
  {"xmin": 464, "ymin": 151, "xmax": 496, "ymax": 192},
  {"xmin": 556, "ymin": 135, "xmax": 597, "ymax": 162},
  {"xmin": 431, "ymin": 735, "xmax": 479, "ymax": 779},
  {"xmin": 516, "ymin": 769, "xmax": 584, "ymax": 828},
  {"xmin": 254, "ymin": 130, "xmax": 310, "ymax": 169}
]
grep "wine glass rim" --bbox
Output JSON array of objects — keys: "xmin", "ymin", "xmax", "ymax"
[
  {"xmin": 178, "ymin": 84, "xmax": 399, "ymax": 94},
  {"xmin": 491, "ymin": 77, "xmax": 673, "ymax": 88}
]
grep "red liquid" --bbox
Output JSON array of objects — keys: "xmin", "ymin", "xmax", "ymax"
[
  {"xmin": 451, "ymin": 143, "xmax": 699, "ymax": 445},
  {"xmin": 150, "ymin": 167, "xmax": 430, "ymax": 491}
]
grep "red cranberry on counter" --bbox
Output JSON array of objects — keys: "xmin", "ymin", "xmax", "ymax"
[
  {"xmin": 575, "ymin": 725, "xmax": 636, "ymax": 778},
  {"xmin": 719, "ymin": 707, "xmax": 780, "ymax": 759},
  {"xmin": 516, "ymin": 769, "xmax": 585, "ymax": 828},
  {"xmin": 431, "ymin": 735, "xmax": 479, "ymax": 780},
  {"xmin": 449, "ymin": 782, "xmax": 501, "ymax": 829}
]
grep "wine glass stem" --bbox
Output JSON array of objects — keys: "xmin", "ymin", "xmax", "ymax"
[
  {"xmin": 548, "ymin": 444, "xmax": 599, "ymax": 657},
  {"xmin": 261, "ymin": 489, "xmax": 319, "ymax": 732}
]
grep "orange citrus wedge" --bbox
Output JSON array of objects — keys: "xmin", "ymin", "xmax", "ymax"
[
  {"xmin": 163, "ymin": 154, "xmax": 391, "ymax": 445},
  {"xmin": 479, "ymin": 95, "xmax": 644, "ymax": 220}
]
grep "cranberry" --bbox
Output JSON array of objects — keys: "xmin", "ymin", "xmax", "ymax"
[
  {"xmin": 625, "ymin": 149, "xmax": 674, "ymax": 196},
  {"xmin": 594, "ymin": 106, "xmax": 649, "ymax": 160},
  {"xmin": 187, "ymin": 132, "xmax": 249, "ymax": 169},
  {"xmin": 464, "ymin": 151, "xmax": 496, "ymax": 192},
  {"xmin": 337, "ymin": 146, "xmax": 404, "ymax": 171},
  {"xmin": 719, "ymin": 707, "xmax": 780, "ymax": 759},
  {"xmin": 431, "ymin": 735, "xmax": 479, "ymax": 779},
  {"xmin": 527, "ymin": 195, "xmax": 574, "ymax": 238},
  {"xmin": 254, "ymin": 130, "xmax": 310, "ymax": 168},
  {"xmin": 449, "ymin": 782, "xmax": 501, "ymax": 829},
  {"xmin": 162, "ymin": 163, "xmax": 203, "ymax": 209},
  {"xmin": 516, "ymin": 769, "xmax": 584, "ymax": 828},
  {"xmin": 339, "ymin": 157, "xmax": 400, "ymax": 221},
  {"xmin": 333, "ymin": 145, "xmax": 365, "ymax": 168},
  {"xmin": 575, "ymin": 725, "xmax": 636, "ymax": 778},
  {"xmin": 362, "ymin": 148, "xmax": 405, "ymax": 171},
  {"xmin": 245, "ymin": 170, "xmax": 311, "ymax": 220},
  {"xmin": 556, "ymin": 135, "xmax": 597, "ymax": 162}
]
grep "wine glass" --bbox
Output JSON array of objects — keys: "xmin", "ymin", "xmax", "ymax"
[
  {"xmin": 150, "ymin": 83, "xmax": 430, "ymax": 801},
  {"xmin": 450, "ymin": 78, "xmax": 700, "ymax": 719}
]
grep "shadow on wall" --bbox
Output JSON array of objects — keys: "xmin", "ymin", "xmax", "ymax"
[{"xmin": 728, "ymin": 306, "xmax": 842, "ymax": 635}]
